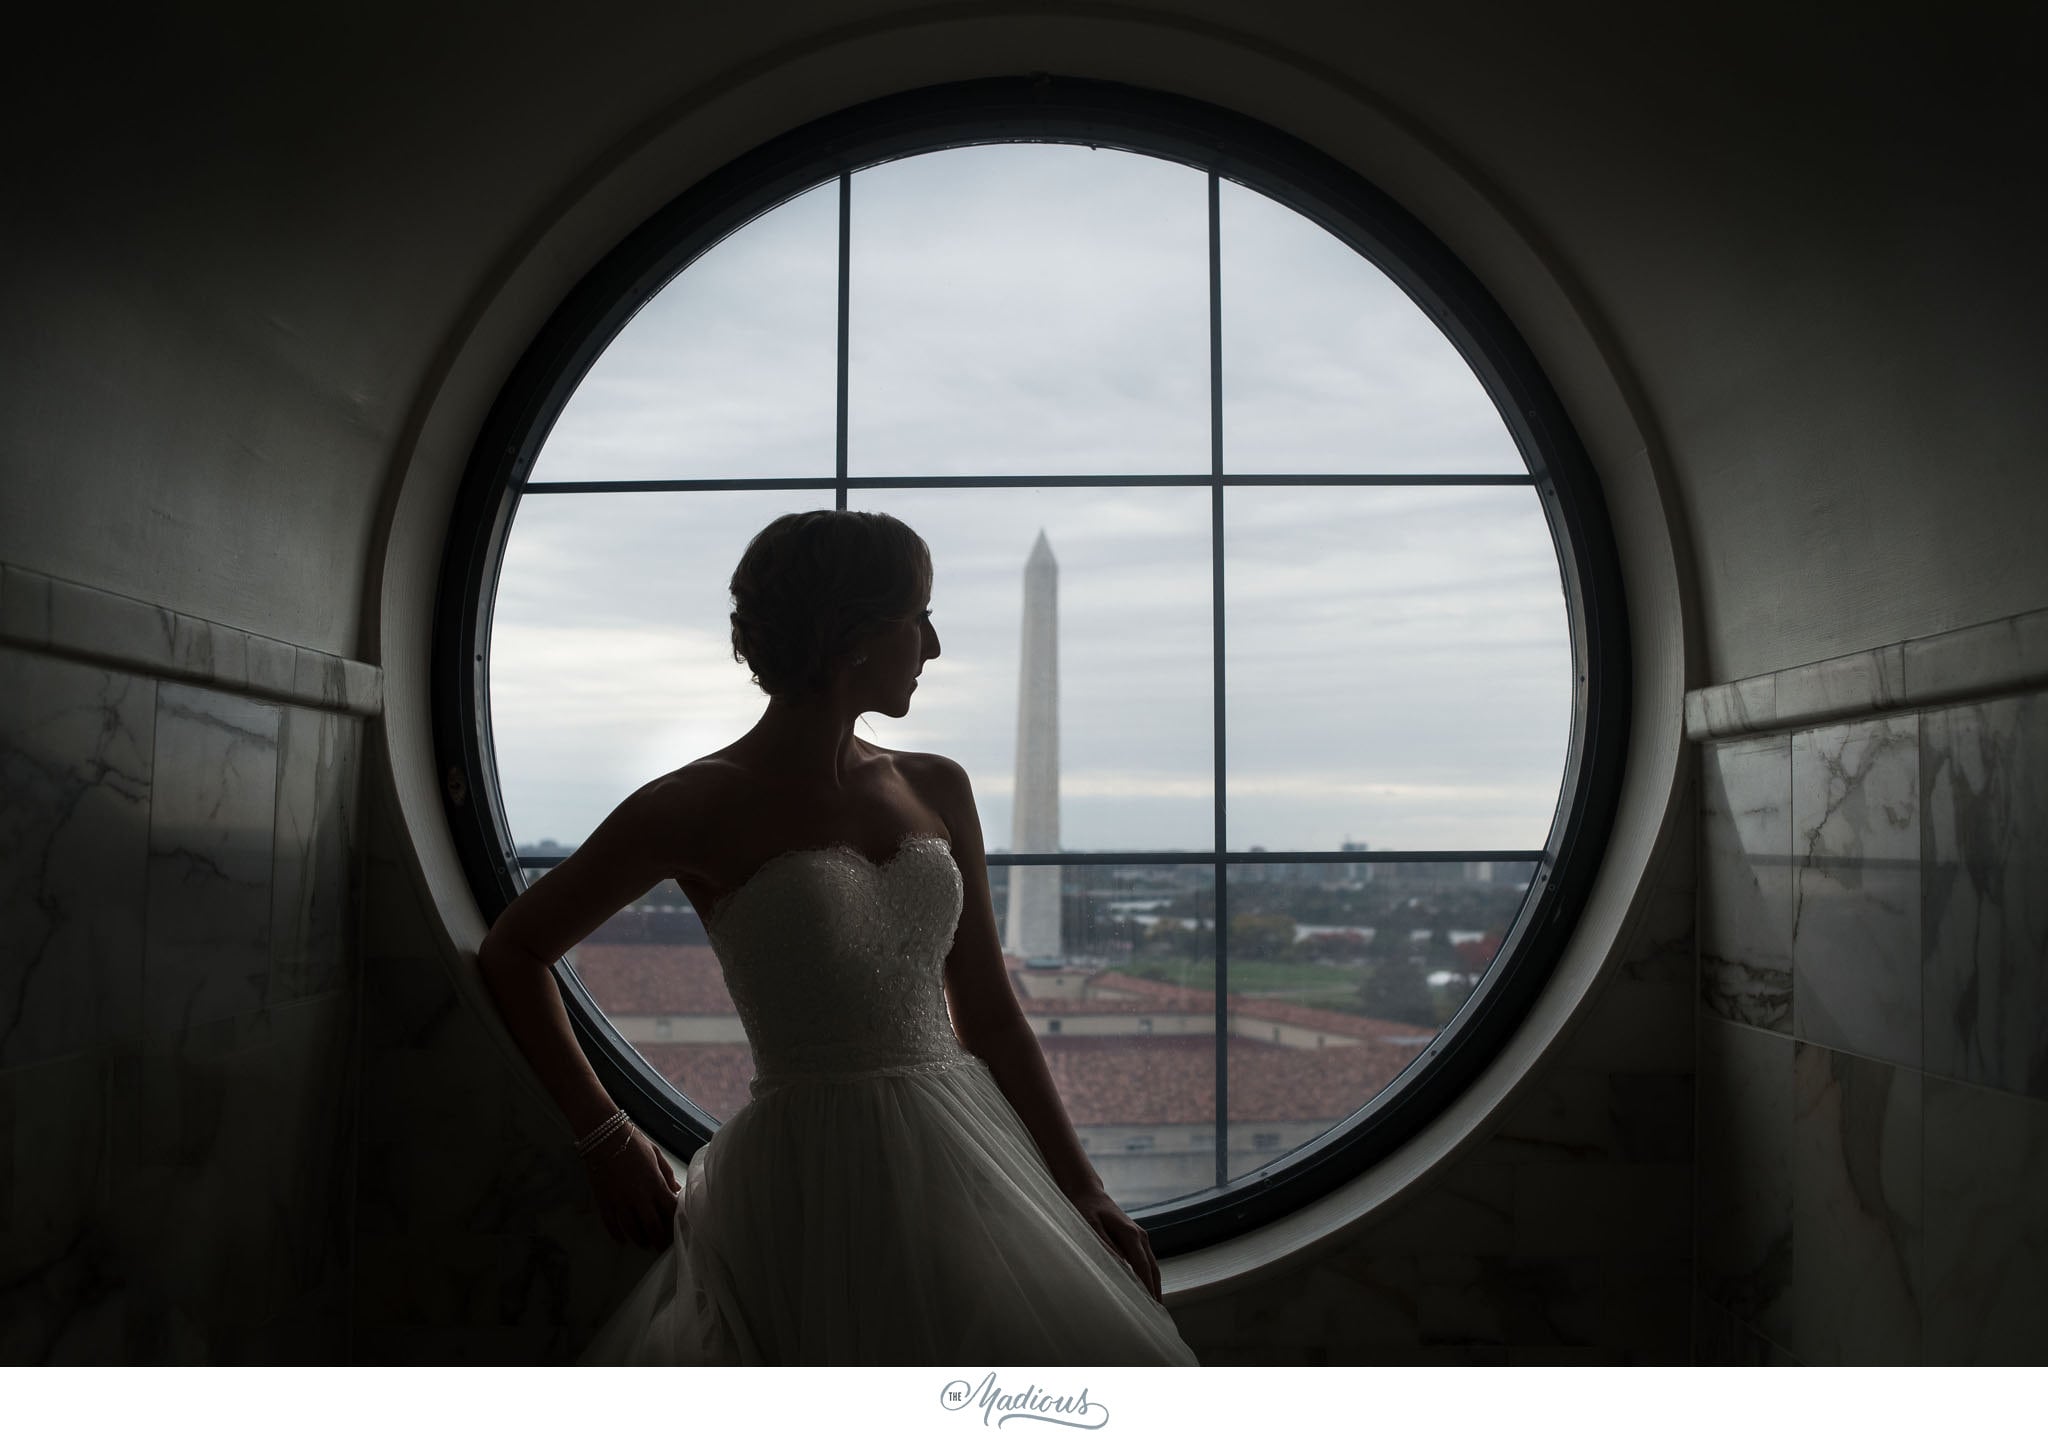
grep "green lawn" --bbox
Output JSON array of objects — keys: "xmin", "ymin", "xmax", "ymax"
[{"xmin": 1123, "ymin": 956, "xmax": 1364, "ymax": 1011}]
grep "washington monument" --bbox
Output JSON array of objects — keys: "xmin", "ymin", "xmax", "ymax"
[{"xmin": 1004, "ymin": 530, "xmax": 1061, "ymax": 958}]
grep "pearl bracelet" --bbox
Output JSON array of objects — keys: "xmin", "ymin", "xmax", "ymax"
[
  {"xmin": 574, "ymin": 1106, "xmax": 629, "ymax": 1156},
  {"xmin": 590, "ymin": 1120, "xmax": 638, "ymax": 1162}
]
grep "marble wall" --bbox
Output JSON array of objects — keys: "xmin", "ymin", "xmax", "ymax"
[
  {"xmin": 0, "ymin": 644, "xmax": 361, "ymax": 1361},
  {"xmin": 1696, "ymin": 696, "xmax": 2048, "ymax": 1362},
  {"xmin": 349, "ymin": 756, "xmax": 653, "ymax": 1363}
]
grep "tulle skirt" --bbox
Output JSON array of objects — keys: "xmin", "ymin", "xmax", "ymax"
[{"xmin": 576, "ymin": 1053, "xmax": 1200, "ymax": 1365}]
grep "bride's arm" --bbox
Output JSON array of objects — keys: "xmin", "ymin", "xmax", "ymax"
[
  {"xmin": 925, "ymin": 756, "xmax": 1103, "ymax": 1200},
  {"xmin": 925, "ymin": 754, "xmax": 1167, "ymax": 1301},
  {"xmin": 476, "ymin": 772, "xmax": 699, "ymax": 1140}
]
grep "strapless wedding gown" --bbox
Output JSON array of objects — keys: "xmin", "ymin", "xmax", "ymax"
[{"xmin": 575, "ymin": 833, "xmax": 1200, "ymax": 1365}]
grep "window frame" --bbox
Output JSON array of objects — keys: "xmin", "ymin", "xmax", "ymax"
[{"xmin": 432, "ymin": 75, "xmax": 1629, "ymax": 1259}]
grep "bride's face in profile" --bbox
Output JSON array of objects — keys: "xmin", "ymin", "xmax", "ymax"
[{"xmin": 850, "ymin": 588, "xmax": 940, "ymax": 719}]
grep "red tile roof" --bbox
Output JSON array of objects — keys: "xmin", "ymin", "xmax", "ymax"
[
  {"xmin": 583, "ymin": 943, "xmax": 1439, "ymax": 1129},
  {"xmin": 1038, "ymin": 1034, "xmax": 1427, "ymax": 1124},
  {"xmin": 570, "ymin": 942, "xmax": 735, "ymax": 1014},
  {"xmin": 574, "ymin": 944, "xmax": 1433, "ymax": 1038},
  {"xmin": 631, "ymin": 1030, "xmax": 1427, "ymax": 1128},
  {"xmin": 640, "ymin": 1043, "xmax": 758, "ymax": 1125}
]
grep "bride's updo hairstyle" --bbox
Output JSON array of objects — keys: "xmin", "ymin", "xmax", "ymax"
[{"xmin": 729, "ymin": 510, "xmax": 933, "ymax": 700}]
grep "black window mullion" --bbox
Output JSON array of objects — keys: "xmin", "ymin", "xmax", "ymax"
[
  {"xmin": 835, "ymin": 167, "xmax": 851, "ymax": 512},
  {"xmin": 516, "ymin": 473, "xmax": 1532, "ymax": 494},
  {"xmin": 519, "ymin": 479, "xmax": 840, "ymax": 495},
  {"xmin": 1208, "ymin": 167, "xmax": 1229, "ymax": 1191},
  {"xmin": 517, "ymin": 849, "xmax": 1548, "ymax": 871}
]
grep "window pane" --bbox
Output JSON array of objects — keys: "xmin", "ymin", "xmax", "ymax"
[
  {"xmin": 554, "ymin": 883, "xmax": 752, "ymax": 1124},
  {"xmin": 1001, "ymin": 861, "xmax": 1220, "ymax": 1210},
  {"xmin": 1220, "ymin": 177, "xmax": 1525, "ymax": 475},
  {"xmin": 489, "ymin": 489, "xmax": 823, "ymax": 848},
  {"xmin": 527, "ymin": 181, "xmax": 839, "ymax": 484},
  {"xmin": 1223, "ymin": 485, "xmax": 1570, "ymax": 851},
  {"xmin": 1222, "ymin": 861, "xmax": 1537, "ymax": 1176},
  {"xmin": 849, "ymin": 144, "xmax": 1209, "ymax": 477},
  {"xmin": 852, "ymin": 487, "xmax": 1213, "ymax": 853}
]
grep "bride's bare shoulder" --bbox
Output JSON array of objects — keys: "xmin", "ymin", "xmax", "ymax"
[
  {"xmin": 623, "ymin": 758, "xmax": 749, "ymax": 877},
  {"xmin": 876, "ymin": 741, "xmax": 959, "ymax": 774},
  {"xmin": 631, "ymin": 757, "xmax": 743, "ymax": 808},
  {"xmin": 879, "ymin": 745, "xmax": 972, "ymax": 807}
]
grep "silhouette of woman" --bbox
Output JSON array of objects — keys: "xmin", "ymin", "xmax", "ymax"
[{"xmin": 477, "ymin": 509, "xmax": 1199, "ymax": 1364}]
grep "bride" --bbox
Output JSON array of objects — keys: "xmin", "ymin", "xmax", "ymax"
[{"xmin": 477, "ymin": 509, "xmax": 1201, "ymax": 1365}]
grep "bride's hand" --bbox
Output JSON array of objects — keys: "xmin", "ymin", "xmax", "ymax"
[
  {"xmin": 1068, "ymin": 1185, "xmax": 1164, "ymax": 1304},
  {"xmin": 585, "ymin": 1127, "xmax": 682, "ymax": 1250}
]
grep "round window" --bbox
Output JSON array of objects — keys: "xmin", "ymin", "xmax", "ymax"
[{"xmin": 434, "ymin": 77, "xmax": 1628, "ymax": 1256}]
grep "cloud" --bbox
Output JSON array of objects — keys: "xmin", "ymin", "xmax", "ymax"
[{"xmin": 489, "ymin": 142, "xmax": 1572, "ymax": 857}]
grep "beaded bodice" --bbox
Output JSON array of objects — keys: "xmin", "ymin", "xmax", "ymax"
[{"xmin": 704, "ymin": 833, "xmax": 969, "ymax": 1099}]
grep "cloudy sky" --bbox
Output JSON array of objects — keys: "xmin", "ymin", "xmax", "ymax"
[{"xmin": 490, "ymin": 143, "xmax": 1570, "ymax": 857}]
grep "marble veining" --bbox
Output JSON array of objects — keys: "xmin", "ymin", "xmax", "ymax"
[
  {"xmin": 0, "ymin": 625, "xmax": 373, "ymax": 1359},
  {"xmin": 269, "ymin": 708, "xmax": 360, "ymax": 1004},
  {"xmin": 1509, "ymin": 1163, "xmax": 1690, "ymax": 1258},
  {"xmin": 1790, "ymin": 1042, "xmax": 1922, "ymax": 1363},
  {"xmin": 0, "ymin": 564, "xmax": 55, "ymax": 646},
  {"xmin": 170, "ymin": 612, "xmax": 241, "ymax": 691},
  {"xmin": 1921, "ymin": 695, "xmax": 2048, "ymax": 1098},
  {"xmin": 1775, "ymin": 645, "xmax": 1905, "ymax": 727},
  {"xmin": 0, "ymin": 648, "xmax": 155, "ymax": 1067},
  {"xmin": 1686, "ymin": 672, "xmax": 1772, "ymax": 741},
  {"xmin": 353, "ymin": 1024, "xmax": 646, "ymax": 1356},
  {"xmin": 1685, "ymin": 604, "xmax": 2048, "ymax": 742},
  {"xmin": 290, "ymin": 646, "xmax": 348, "ymax": 709},
  {"xmin": 1792, "ymin": 717, "xmax": 1920, "ymax": 1066},
  {"xmin": 1490, "ymin": 1066, "xmax": 1693, "ymax": 1166},
  {"xmin": 142, "ymin": 684, "xmax": 280, "ymax": 1046},
  {"xmin": 246, "ymin": 633, "xmax": 301, "ymax": 699},
  {"xmin": 1699, "ymin": 693, "xmax": 2048, "ymax": 1366},
  {"xmin": 1700, "ymin": 735, "xmax": 1793, "ymax": 1032},
  {"xmin": 1614, "ymin": 805, "xmax": 1697, "ymax": 988},
  {"xmin": 1904, "ymin": 607, "xmax": 2048, "ymax": 708},
  {"xmin": 46, "ymin": 578, "xmax": 180, "ymax": 682},
  {"xmin": 1921, "ymin": 1074, "xmax": 2048, "ymax": 1362},
  {"xmin": 1694, "ymin": 1292, "xmax": 1800, "ymax": 1364},
  {"xmin": 108, "ymin": 991, "xmax": 356, "ymax": 1360},
  {"xmin": 0, "ymin": 1050, "xmax": 112, "ymax": 1320},
  {"xmin": 1697, "ymin": 1017, "xmax": 1794, "ymax": 1345},
  {"xmin": 1686, "ymin": 652, "xmax": 1910, "ymax": 743},
  {"xmin": 0, "ymin": 560, "xmax": 379, "ymax": 716}
]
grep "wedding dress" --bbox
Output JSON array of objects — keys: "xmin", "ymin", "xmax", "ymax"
[{"xmin": 575, "ymin": 832, "xmax": 1201, "ymax": 1365}]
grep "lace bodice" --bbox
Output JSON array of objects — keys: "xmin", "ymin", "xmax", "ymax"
[{"xmin": 704, "ymin": 833, "xmax": 970, "ymax": 1099}]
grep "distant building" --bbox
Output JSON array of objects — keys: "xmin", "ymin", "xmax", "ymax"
[{"xmin": 1340, "ymin": 838, "xmax": 1373, "ymax": 884}]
